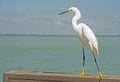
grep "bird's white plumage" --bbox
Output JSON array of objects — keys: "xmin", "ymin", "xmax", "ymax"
[
  {"xmin": 78, "ymin": 23, "xmax": 98, "ymax": 55},
  {"xmin": 69, "ymin": 7, "xmax": 99, "ymax": 55}
]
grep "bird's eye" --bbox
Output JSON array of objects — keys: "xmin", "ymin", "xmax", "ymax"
[
  {"xmin": 68, "ymin": 9, "xmax": 72, "ymax": 12},
  {"xmin": 69, "ymin": 9, "xmax": 72, "ymax": 11}
]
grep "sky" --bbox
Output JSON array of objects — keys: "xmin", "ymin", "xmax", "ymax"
[{"xmin": 0, "ymin": 0, "xmax": 120, "ymax": 35}]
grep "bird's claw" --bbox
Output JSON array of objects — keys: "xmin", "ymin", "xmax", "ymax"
[
  {"xmin": 96, "ymin": 72, "xmax": 108, "ymax": 78},
  {"xmin": 76, "ymin": 72, "xmax": 88, "ymax": 77},
  {"xmin": 76, "ymin": 68, "xmax": 88, "ymax": 77}
]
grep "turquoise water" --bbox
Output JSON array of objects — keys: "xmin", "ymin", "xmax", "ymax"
[{"xmin": 0, "ymin": 35, "xmax": 120, "ymax": 81}]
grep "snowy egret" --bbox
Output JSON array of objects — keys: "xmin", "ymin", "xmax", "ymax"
[{"xmin": 59, "ymin": 7, "xmax": 104, "ymax": 78}]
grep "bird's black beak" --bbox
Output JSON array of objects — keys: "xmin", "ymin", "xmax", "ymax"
[{"xmin": 59, "ymin": 10, "xmax": 69, "ymax": 15}]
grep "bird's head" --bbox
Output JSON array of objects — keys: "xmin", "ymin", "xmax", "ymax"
[{"xmin": 59, "ymin": 7, "xmax": 79, "ymax": 15}]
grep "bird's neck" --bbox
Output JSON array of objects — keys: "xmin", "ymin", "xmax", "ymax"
[{"xmin": 72, "ymin": 10, "xmax": 81, "ymax": 33}]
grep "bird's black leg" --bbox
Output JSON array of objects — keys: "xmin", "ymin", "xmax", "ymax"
[
  {"xmin": 77, "ymin": 47, "xmax": 86, "ymax": 76},
  {"xmin": 79, "ymin": 47, "xmax": 86, "ymax": 76},
  {"xmin": 83, "ymin": 47, "xmax": 85, "ymax": 70},
  {"xmin": 92, "ymin": 53, "xmax": 101, "ymax": 73},
  {"xmin": 92, "ymin": 53, "xmax": 104, "ymax": 78}
]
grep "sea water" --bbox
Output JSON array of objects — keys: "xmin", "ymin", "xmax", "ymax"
[{"xmin": 0, "ymin": 35, "xmax": 120, "ymax": 81}]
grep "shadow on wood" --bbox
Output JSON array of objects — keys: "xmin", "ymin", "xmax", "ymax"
[{"xmin": 3, "ymin": 71, "xmax": 120, "ymax": 82}]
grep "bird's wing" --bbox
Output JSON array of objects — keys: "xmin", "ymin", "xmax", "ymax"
[{"xmin": 78, "ymin": 23, "xmax": 99, "ymax": 55}]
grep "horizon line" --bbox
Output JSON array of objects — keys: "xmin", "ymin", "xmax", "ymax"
[{"xmin": 0, "ymin": 34, "xmax": 120, "ymax": 37}]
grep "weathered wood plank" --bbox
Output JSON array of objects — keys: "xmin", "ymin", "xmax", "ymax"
[{"xmin": 3, "ymin": 71, "xmax": 120, "ymax": 82}]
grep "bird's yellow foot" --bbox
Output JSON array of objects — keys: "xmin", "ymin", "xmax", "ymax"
[
  {"xmin": 76, "ymin": 72, "xmax": 87, "ymax": 77},
  {"xmin": 76, "ymin": 68, "xmax": 88, "ymax": 77},
  {"xmin": 96, "ymin": 72, "xmax": 108, "ymax": 78}
]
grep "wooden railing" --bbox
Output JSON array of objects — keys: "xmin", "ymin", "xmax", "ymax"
[{"xmin": 3, "ymin": 71, "xmax": 120, "ymax": 82}]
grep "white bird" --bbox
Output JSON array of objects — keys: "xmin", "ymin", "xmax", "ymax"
[{"xmin": 59, "ymin": 7, "xmax": 104, "ymax": 78}]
